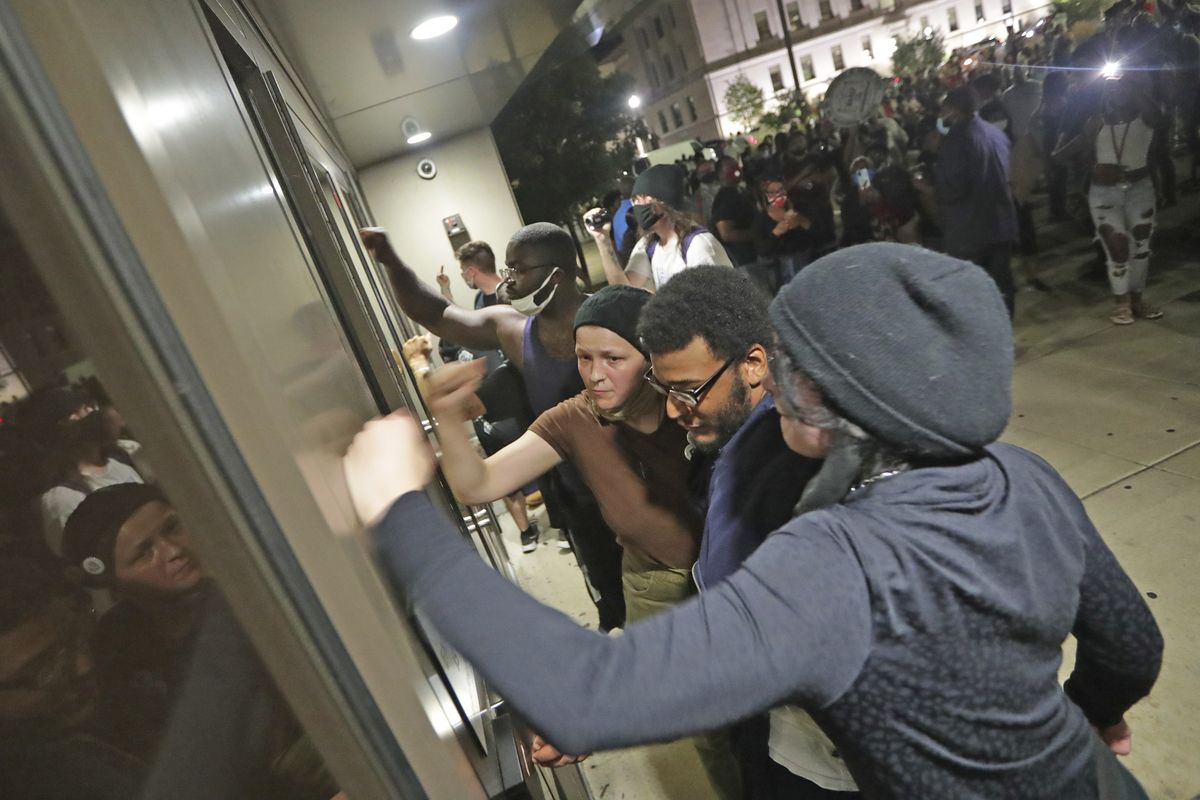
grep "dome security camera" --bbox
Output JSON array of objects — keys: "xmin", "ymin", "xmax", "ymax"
[{"xmin": 416, "ymin": 158, "xmax": 437, "ymax": 180}]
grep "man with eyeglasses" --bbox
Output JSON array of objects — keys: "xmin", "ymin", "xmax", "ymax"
[
  {"xmin": 639, "ymin": 266, "xmax": 857, "ymax": 799},
  {"xmin": 0, "ymin": 556, "xmax": 145, "ymax": 799},
  {"xmin": 360, "ymin": 223, "xmax": 627, "ymax": 631}
]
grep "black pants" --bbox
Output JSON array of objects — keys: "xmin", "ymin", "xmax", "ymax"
[
  {"xmin": 963, "ymin": 242, "xmax": 1015, "ymax": 320},
  {"xmin": 1149, "ymin": 119, "xmax": 1177, "ymax": 205},
  {"xmin": 1015, "ymin": 201, "xmax": 1038, "ymax": 257},
  {"xmin": 1046, "ymin": 164, "xmax": 1069, "ymax": 219},
  {"xmin": 543, "ymin": 471, "xmax": 625, "ymax": 631}
]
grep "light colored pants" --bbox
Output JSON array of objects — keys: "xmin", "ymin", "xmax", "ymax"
[
  {"xmin": 621, "ymin": 550, "xmax": 743, "ymax": 799},
  {"xmin": 1088, "ymin": 178, "xmax": 1156, "ymax": 296}
]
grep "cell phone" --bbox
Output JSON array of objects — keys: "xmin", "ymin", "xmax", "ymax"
[
  {"xmin": 853, "ymin": 168, "xmax": 872, "ymax": 191},
  {"xmin": 586, "ymin": 210, "xmax": 610, "ymax": 231}
]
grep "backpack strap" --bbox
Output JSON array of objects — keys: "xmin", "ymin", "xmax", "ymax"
[{"xmin": 647, "ymin": 226, "xmax": 707, "ymax": 261}]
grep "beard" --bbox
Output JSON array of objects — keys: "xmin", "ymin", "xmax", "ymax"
[{"xmin": 691, "ymin": 378, "xmax": 753, "ymax": 454}]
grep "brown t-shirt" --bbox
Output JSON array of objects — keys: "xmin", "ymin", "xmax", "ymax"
[{"xmin": 528, "ymin": 393, "xmax": 702, "ymax": 568}]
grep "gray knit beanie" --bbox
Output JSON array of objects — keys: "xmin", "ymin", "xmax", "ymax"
[{"xmin": 769, "ymin": 243, "xmax": 1013, "ymax": 460}]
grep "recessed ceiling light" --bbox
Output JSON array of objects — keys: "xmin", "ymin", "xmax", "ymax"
[
  {"xmin": 407, "ymin": 131, "xmax": 432, "ymax": 144},
  {"xmin": 411, "ymin": 15, "xmax": 458, "ymax": 40}
]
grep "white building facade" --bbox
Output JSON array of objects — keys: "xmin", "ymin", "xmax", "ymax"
[{"xmin": 603, "ymin": 0, "xmax": 1053, "ymax": 145}]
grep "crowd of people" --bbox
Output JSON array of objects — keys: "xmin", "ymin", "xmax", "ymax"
[
  {"xmin": 1, "ymin": 3, "xmax": 1189, "ymax": 799},
  {"xmin": 585, "ymin": 3, "xmax": 1198, "ymax": 324}
]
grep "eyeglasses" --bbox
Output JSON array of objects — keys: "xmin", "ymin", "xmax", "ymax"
[
  {"xmin": 644, "ymin": 357, "xmax": 737, "ymax": 410},
  {"xmin": 0, "ymin": 603, "xmax": 93, "ymax": 693},
  {"xmin": 500, "ymin": 263, "xmax": 555, "ymax": 281}
]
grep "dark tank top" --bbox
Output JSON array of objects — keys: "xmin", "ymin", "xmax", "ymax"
[{"xmin": 521, "ymin": 316, "xmax": 583, "ymax": 416}]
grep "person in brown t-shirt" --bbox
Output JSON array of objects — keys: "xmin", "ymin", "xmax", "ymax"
[{"xmin": 426, "ymin": 285, "xmax": 702, "ymax": 621}]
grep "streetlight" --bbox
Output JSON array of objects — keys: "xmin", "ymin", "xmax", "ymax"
[{"xmin": 628, "ymin": 94, "xmax": 642, "ymax": 109}]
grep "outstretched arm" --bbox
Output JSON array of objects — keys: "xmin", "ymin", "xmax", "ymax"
[
  {"xmin": 343, "ymin": 414, "xmax": 872, "ymax": 756},
  {"xmin": 426, "ymin": 361, "xmax": 561, "ymax": 504},
  {"xmin": 360, "ymin": 228, "xmax": 522, "ymax": 356}
]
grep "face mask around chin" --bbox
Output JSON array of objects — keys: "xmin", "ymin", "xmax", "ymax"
[
  {"xmin": 508, "ymin": 268, "xmax": 560, "ymax": 316},
  {"xmin": 936, "ymin": 117, "xmax": 952, "ymax": 135}
]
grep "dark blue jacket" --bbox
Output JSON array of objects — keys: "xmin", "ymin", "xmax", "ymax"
[
  {"xmin": 935, "ymin": 115, "xmax": 1018, "ymax": 256},
  {"xmin": 694, "ymin": 395, "xmax": 822, "ymax": 590}
]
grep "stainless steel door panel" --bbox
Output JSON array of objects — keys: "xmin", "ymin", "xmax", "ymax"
[{"xmin": 6, "ymin": 1, "xmax": 488, "ymax": 797}]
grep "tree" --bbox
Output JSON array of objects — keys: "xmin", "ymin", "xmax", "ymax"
[
  {"xmin": 758, "ymin": 89, "xmax": 811, "ymax": 131},
  {"xmin": 492, "ymin": 28, "xmax": 639, "ymax": 225},
  {"xmin": 724, "ymin": 75, "xmax": 766, "ymax": 130},
  {"xmin": 891, "ymin": 30, "xmax": 946, "ymax": 77},
  {"xmin": 1053, "ymin": 0, "xmax": 1105, "ymax": 25}
]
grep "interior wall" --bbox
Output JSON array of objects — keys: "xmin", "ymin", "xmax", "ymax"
[{"xmin": 358, "ymin": 127, "xmax": 524, "ymax": 309}]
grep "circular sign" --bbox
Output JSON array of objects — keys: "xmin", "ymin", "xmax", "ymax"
[{"xmin": 824, "ymin": 68, "xmax": 886, "ymax": 127}]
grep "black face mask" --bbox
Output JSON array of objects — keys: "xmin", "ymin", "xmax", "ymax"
[
  {"xmin": 632, "ymin": 202, "xmax": 663, "ymax": 230},
  {"xmin": 700, "ymin": 172, "xmax": 717, "ymax": 184}
]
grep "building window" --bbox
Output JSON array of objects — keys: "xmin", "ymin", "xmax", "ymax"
[
  {"xmin": 832, "ymin": 44, "xmax": 845, "ymax": 70},
  {"xmin": 679, "ymin": 47, "xmax": 689, "ymax": 72},
  {"xmin": 648, "ymin": 62, "xmax": 660, "ymax": 88},
  {"xmin": 786, "ymin": 1, "xmax": 802, "ymax": 28},
  {"xmin": 801, "ymin": 54, "xmax": 815, "ymax": 80},
  {"xmin": 664, "ymin": 53, "xmax": 675, "ymax": 81},
  {"xmin": 819, "ymin": 0, "xmax": 833, "ymax": 20},
  {"xmin": 770, "ymin": 65, "xmax": 785, "ymax": 92},
  {"xmin": 975, "ymin": 1, "xmax": 985, "ymax": 21},
  {"xmin": 687, "ymin": 95, "xmax": 698, "ymax": 121},
  {"xmin": 658, "ymin": 109, "xmax": 670, "ymax": 133},
  {"xmin": 671, "ymin": 103, "xmax": 685, "ymax": 128},
  {"xmin": 654, "ymin": 15, "xmax": 665, "ymax": 38},
  {"xmin": 754, "ymin": 10, "xmax": 772, "ymax": 40},
  {"xmin": 948, "ymin": 7, "xmax": 959, "ymax": 30},
  {"xmin": 1001, "ymin": 0, "xmax": 1012, "ymax": 13},
  {"xmin": 862, "ymin": 35, "xmax": 874, "ymax": 59},
  {"xmin": 668, "ymin": 4, "xmax": 678, "ymax": 28},
  {"xmin": 850, "ymin": 0, "xmax": 864, "ymax": 11}
]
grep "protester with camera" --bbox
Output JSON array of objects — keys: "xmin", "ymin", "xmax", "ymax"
[{"xmin": 586, "ymin": 164, "xmax": 731, "ymax": 291}]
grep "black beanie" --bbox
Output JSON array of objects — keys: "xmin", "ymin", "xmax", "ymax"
[
  {"xmin": 769, "ymin": 243, "xmax": 1013, "ymax": 459},
  {"xmin": 62, "ymin": 483, "xmax": 166, "ymax": 587},
  {"xmin": 574, "ymin": 285, "xmax": 653, "ymax": 355},
  {"xmin": 632, "ymin": 165, "xmax": 685, "ymax": 209}
]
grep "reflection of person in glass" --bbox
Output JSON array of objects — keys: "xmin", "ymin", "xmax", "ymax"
[
  {"xmin": 345, "ymin": 244, "xmax": 1162, "ymax": 799},
  {"xmin": 61, "ymin": 484, "xmax": 339, "ymax": 799},
  {"xmin": 0, "ymin": 556, "xmax": 144, "ymax": 799}
]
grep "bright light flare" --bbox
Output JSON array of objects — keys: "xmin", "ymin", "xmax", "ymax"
[
  {"xmin": 411, "ymin": 15, "xmax": 458, "ymax": 40},
  {"xmin": 1102, "ymin": 61, "xmax": 1122, "ymax": 80},
  {"xmin": 628, "ymin": 94, "xmax": 642, "ymax": 109},
  {"xmin": 407, "ymin": 131, "xmax": 432, "ymax": 144}
]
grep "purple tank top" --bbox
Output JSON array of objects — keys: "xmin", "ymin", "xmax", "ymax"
[{"xmin": 521, "ymin": 316, "xmax": 584, "ymax": 416}]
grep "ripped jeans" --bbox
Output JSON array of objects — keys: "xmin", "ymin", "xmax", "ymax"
[{"xmin": 1088, "ymin": 177, "xmax": 1156, "ymax": 296}]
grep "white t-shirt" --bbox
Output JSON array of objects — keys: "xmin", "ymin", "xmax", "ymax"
[
  {"xmin": 40, "ymin": 458, "xmax": 144, "ymax": 556},
  {"xmin": 625, "ymin": 230, "xmax": 733, "ymax": 290}
]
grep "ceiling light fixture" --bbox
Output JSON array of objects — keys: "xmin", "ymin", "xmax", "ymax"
[
  {"xmin": 627, "ymin": 94, "xmax": 642, "ymax": 109},
  {"xmin": 407, "ymin": 131, "xmax": 432, "ymax": 144},
  {"xmin": 411, "ymin": 15, "xmax": 458, "ymax": 40}
]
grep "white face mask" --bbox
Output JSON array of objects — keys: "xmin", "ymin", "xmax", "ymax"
[
  {"xmin": 509, "ymin": 268, "xmax": 560, "ymax": 316},
  {"xmin": 936, "ymin": 117, "xmax": 951, "ymax": 136}
]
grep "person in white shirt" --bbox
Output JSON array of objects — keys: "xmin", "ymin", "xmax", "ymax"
[
  {"xmin": 33, "ymin": 391, "xmax": 144, "ymax": 556},
  {"xmin": 586, "ymin": 164, "xmax": 732, "ymax": 291}
]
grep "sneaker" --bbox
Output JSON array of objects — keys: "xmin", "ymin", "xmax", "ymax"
[
  {"xmin": 1132, "ymin": 302, "xmax": 1163, "ymax": 320},
  {"xmin": 1109, "ymin": 305, "xmax": 1135, "ymax": 325},
  {"xmin": 557, "ymin": 530, "xmax": 572, "ymax": 551},
  {"xmin": 520, "ymin": 523, "xmax": 539, "ymax": 553}
]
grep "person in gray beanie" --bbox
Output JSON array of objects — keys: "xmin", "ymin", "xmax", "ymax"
[
  {"xmin": 585, "ymin": 163, "xmax": 733, "ymax": 291},
  {"xmin": 344, "ymin": 245, "xmax": 1163, "ymax": 799}
]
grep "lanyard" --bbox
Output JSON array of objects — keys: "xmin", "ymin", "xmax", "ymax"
[{"xmin": 1108, "ymin": 119, "xmax": 1133, "ymax": 168}]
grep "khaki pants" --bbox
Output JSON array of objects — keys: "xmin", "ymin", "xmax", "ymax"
[{"xmin": 621, "ymin": 549, "xmax": 744, "ymax": 800}]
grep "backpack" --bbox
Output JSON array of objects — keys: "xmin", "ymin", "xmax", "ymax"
[{"xmin": 646, "ymin": 226, "xmax": 708, "ymax": 261}]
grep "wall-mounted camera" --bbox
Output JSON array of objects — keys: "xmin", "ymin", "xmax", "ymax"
[{"xmin": 416, "ymin": 158, "xmax": 437, "ymax": 180}]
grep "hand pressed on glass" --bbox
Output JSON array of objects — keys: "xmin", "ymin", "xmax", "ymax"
[{"xmin": 342, "ymin": 411, "xmax": 436, "ymax": 526}]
